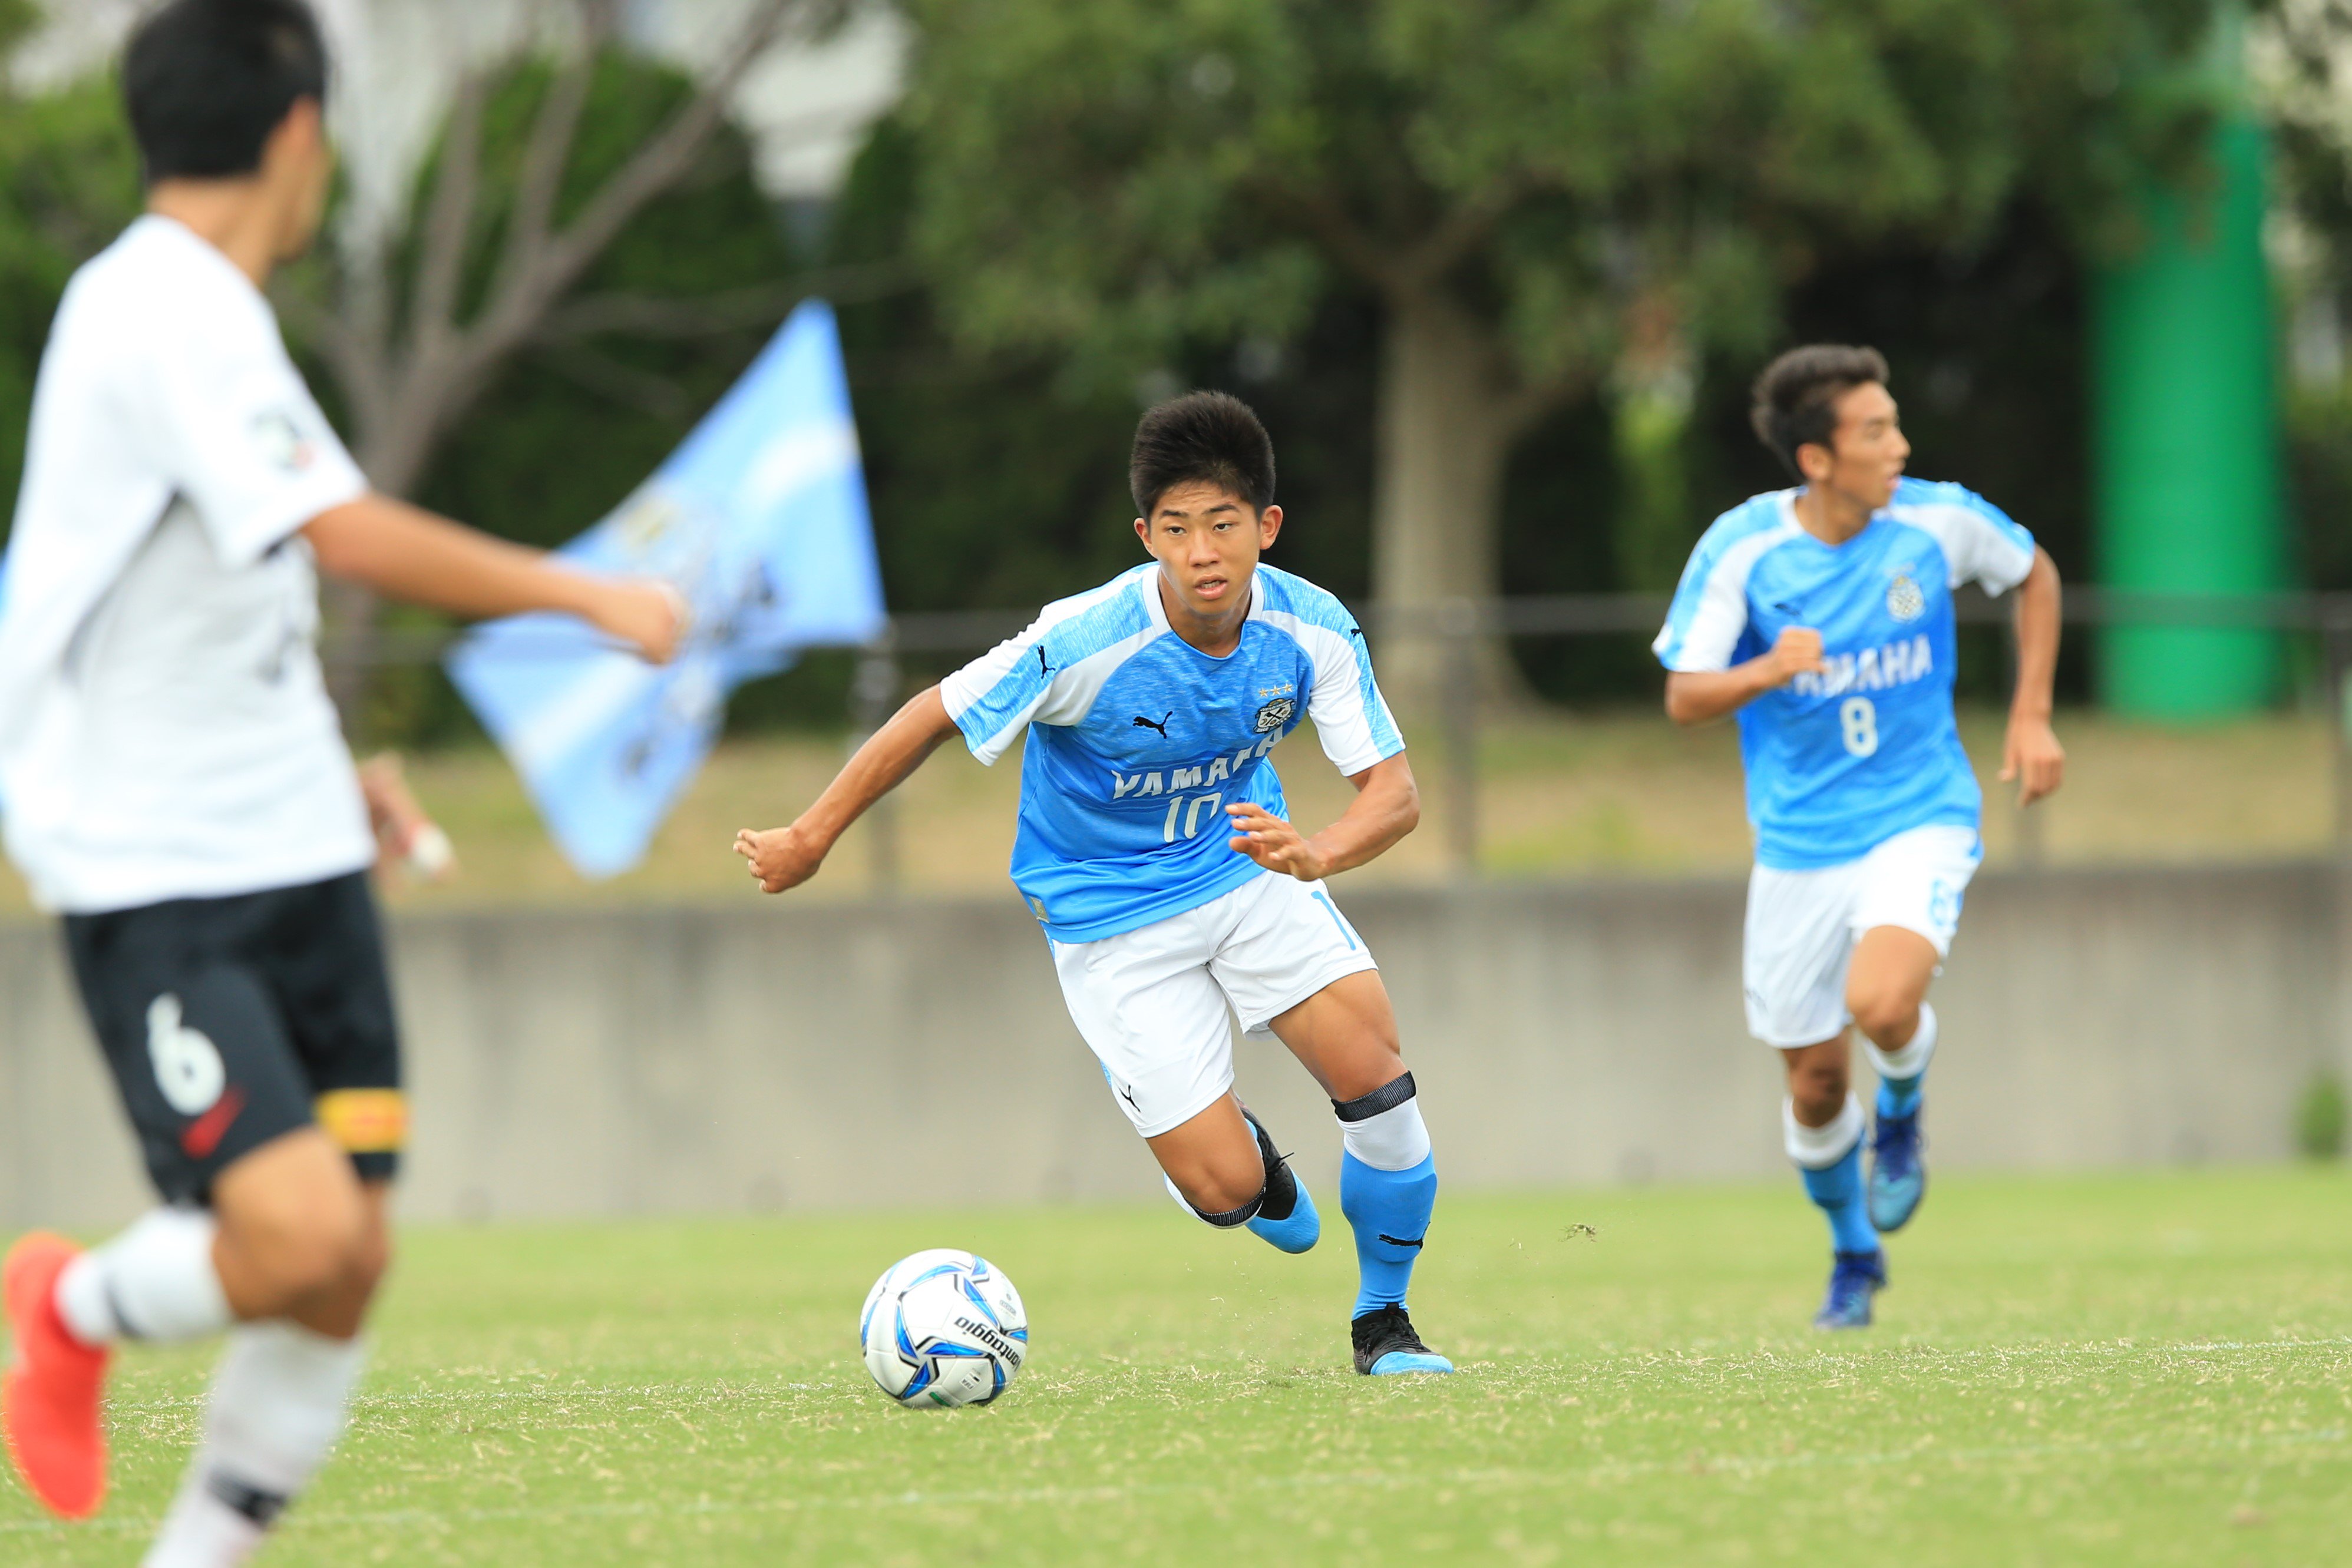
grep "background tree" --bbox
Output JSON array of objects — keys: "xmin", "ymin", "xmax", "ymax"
[
  {"xmin": 276, "ymin": 0, "xmax": 864, "ymax": 717},
  {"xmin": 2257, "ymin": 0, "xmax": 2352, "ymax": 591},
  {"xmin": 897, "ymin": 0, "xmax": 2219, "ymax": 702},
  {"xmin": 0, "ymin": 2, "xmax": 139, "ymax": 528}
]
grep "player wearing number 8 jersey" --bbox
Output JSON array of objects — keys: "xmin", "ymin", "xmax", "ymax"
[
  {"xmin": 1654, "ymin": 345, "xmax": 2065, "ymax": 1329},
  {"xmin": 738, "ymin": 392, "xmax": 1452, "ymax": 1376}
]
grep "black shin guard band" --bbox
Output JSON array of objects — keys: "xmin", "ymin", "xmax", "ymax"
[
  {"xmin": 1247, "ymin": 1114, "xmax": 1300, "ymax": 1222},
  {"xmin": 1191, "ymin": 1185, "xmax": 1266, "ymax": 1228},
  {"xmin": 1332, "ymin": 1071, "xmax": 1417, "ymax": 1124},
  {"xmin": 206, "ymin": 1471, "xmax": 290, "ymax": 1528}
]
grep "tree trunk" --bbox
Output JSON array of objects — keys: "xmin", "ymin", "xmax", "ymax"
[{"xmin": 1367, "ymin": 292, "xmax": 1526, "ymax": 714}]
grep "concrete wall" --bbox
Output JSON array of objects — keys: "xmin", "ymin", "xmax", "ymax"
[{"xmin": 2, "ymin": 864, "xmax": 2344, "ymax": 1230}]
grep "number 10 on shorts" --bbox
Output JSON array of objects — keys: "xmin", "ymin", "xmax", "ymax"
[{"xmin": 1839, "ymin": 697, "xmax": 1878, "ymax": 757}]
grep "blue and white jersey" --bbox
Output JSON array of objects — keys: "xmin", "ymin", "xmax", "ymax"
[
  {"xmin": 941, "ymin": 563, "xmax": 1403, "ymax": 942},
  {"xmin": 1653, "ymin": 477, "xmax": 2036, "ymax": 869}
]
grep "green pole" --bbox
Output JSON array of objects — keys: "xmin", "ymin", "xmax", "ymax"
[{"xmin": 2090, "ymin": 88, "xmax": 2286, "ymax": 719}]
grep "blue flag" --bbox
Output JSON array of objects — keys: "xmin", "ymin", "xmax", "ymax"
[{"xmin": 447, "ymin": 300, "xmax": 885, "ymax": 878}]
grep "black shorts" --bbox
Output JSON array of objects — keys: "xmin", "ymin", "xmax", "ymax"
[{"xmin": 64, "ymin": 870, "xmax": 405, "ymax": 1205}]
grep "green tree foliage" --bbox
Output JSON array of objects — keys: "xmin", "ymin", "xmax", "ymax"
[
  {"xmin": 2261, "ymin": 1, "xmax": 2352, "ymax": 594},
  {"xmin": 399, "ymin": 51, "xmax": 799, "ymax": 550},
  {"xmin": 329, "ymin": 51, "xmax": 803, "ymax": 743},
  {"xmin": 0, "ymin": 72, "xmax": 141, "ymax": 541},
  {"xmin": 895, "ymin": 0, "xmax": 2221, "ymax": 700}
]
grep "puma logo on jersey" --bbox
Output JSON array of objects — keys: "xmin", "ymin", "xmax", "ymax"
[
  {"xmin": 1035, "ymin": 646, "xmax": 1052, "ymax": 676},
  {"xmin": 1789, "ymin": 634, "xmax": 1934, "ymax": 699},
  {"xmin": 1132, "ymin": 712, "xmax": 1172, "ymax": 738}
]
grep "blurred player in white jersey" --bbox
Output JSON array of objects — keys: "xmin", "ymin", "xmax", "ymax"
[
  {"xmin": 738, "ymin": 392, "xmax": 1452, "ymax": 1375},
  {"xmin": 1653, "ymin": 346, "xmax": 2064, "ymax": 1328},
  {"xmin": 0, "ymin": 3, "xmax": 678, "ymax": 1557}
]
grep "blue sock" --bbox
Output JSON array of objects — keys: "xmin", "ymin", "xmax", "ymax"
[
  {"xmin": 1876, "ymin": 1074, "xmax": 1922, "ymax": 1120},
  {"xmin": 1339, "ymin": 1151, "xmax": 1436, "ymax": 1318},
  {"xmin": 1801, "ymin": 1143, "xmax": 1878, "ymax": 1255}
]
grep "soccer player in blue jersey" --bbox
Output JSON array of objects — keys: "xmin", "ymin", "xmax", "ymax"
[
  {"xmin": 1654, "ymin": 345, "xmax": 2064, "ymax": 1329},
  {"xmin": 734, "ymin": 392, "xmax": 1451, "ymax": 1375}
]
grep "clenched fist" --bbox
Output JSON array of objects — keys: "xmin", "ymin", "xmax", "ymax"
[
  {"xmin": 734, "ymin": 823, "xmax": 827, "ymax": 894},
  {"xmin": 1763, "ymin": 625, "xmax": 1826, "ymax": 687}
]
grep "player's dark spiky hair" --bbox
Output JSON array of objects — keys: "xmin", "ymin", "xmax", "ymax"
[
  {"xmin": 1130, "ymin": 391, "xmax": 1277, "ymax": 520},
  {"xmin": 124, "ymin": 0, "xmax": 331, "ymax": 184},
  {"xmin": 1750, "ymin": 345, "xmax": 1891, "ymax": 480}
]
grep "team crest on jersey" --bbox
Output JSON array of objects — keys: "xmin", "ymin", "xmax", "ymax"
[
  {"xmin": 1253, "ymin": 697, "xmax": 1296, "ymax": 733},
  {"xmin": 1886, "ymin": 572, "xmax": 1925, "ymax": 623},
  {"xmin": 251, "ymin": 409, "xmax": 314, "ymax": 473}
]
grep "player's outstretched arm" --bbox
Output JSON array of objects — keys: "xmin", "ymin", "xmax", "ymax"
[
  {"xmin": 1226, "ymin": 752, "xmax": 1419, "ymax": 882},
  {"xmin": 2000, "ymin": 546, "xmax": 2065, "ymax": 806},
  {"xmin": 302, "ymin": 494, "xmax": 681, "ymax": 662},
  {"xmin": 1663, "ymin": 626, "xmax": 1826, "ymax": 726},
  {"xmin": 734, "ymin": 686, "xmax": 961, "ymax": 894}
]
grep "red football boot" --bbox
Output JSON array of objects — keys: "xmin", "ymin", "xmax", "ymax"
[{"xmin": 3, "ymin": 1232, "xmax": 109, "ymax": 1518}]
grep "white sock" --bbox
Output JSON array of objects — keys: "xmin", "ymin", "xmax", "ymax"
[
  {"xmin": 1864, "ymin": 1001, "xmax": 1938, "ymax": 1083},
  {"xmin": 1783, "ymin": 1094, "xmax": 1867, "ymax": 1170},
  {"xmin": 143, "ymin": 1324, "xmax": 368, "ymax": 1568},
  {"xmin": 55, "ymin": 1208, "xmax": 232, "ymax": 1347},
  {"xmin": 1338, "ymin": 1097, "xmax": 1432, "ymax": 1171}
]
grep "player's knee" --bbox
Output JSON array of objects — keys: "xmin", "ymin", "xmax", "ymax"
[
  {"xmin": 1846, "ymin": 989, "xmax": 1919, "ymax": 1050},
  {"xmin": 1170, "ymin": 1137, "xmax": 1266, "ymax": 1216},
  {"xmin": 345, "ymin": 1221, "xmax": 392, "ymax": 1304},
  {"xmin": 220, "ymin": 1177, "xmax": 371, "ymax": 1306},
  {"xmin": 1325, "ymin": 1040, "xmax": 1406, "ymax": 1105},
  {"xmin": 268, "ymin": 1210, "xmax": 371, "ymax": 1304},
  {"xmin": 1175, "ymin": 1163, "xmax": 1263, "ymax": 1217}
]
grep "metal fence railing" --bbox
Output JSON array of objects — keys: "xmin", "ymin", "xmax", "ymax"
[{"xmin": 328, "ymin": 589, "xmax": 2352, "ymax": 884}]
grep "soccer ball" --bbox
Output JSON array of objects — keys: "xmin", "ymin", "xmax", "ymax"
[{"xmin": 858, "ymin": 1249, "xmax": 1028, "ymax": 1408}]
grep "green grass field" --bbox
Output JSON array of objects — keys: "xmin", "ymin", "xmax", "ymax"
[{"xmin": 6, "ymin": 1169, "xmax": 2350, "ymax": 1565}]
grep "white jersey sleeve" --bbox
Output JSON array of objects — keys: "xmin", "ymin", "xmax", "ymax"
[
  {"xmin": 939, "ymin": 572, "xmax": 1158, "ymax": 766},
  {"xmin": 1254, "ymin": 573, "xmax": 1403, "ymax": 776},
  {"xmin": 1653, "ymin": 498, "xmax": 1802, "ymax": 673},
  {"xmin": 1886, "ymin": 479, "xmax": 2036, "ymax": 596},
  {"xmin": 133, "ymin": 286, "xmax": 366, "ymax": 568}
]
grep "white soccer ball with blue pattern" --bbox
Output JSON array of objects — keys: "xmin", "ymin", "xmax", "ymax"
[{"xmin": 858, "ymin": 1249, "xmax": 1028, "ymax": 1408}]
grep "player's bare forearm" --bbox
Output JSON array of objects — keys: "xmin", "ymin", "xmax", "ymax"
[
  {"xmin": 302, "ymin": 494, "xmax": 680, "ymax": 660},
  {"xmin": 2001, "ymin": 547, "xmax": 2066, "ymax": 805},
  {"xmin": 2009, "ymin": 548, "xmax": 2061, "ymax": 720},
  {"xmin": 734, "ymin": 687, "xmax": 958, "ymax": 894},
  {"xmin": 1227, "ymin": 753, "xmax": 1419, "ymax": 881},
  {"xmin": 1664, "ymin": 626, "xmax": 1825, "ymax": 726},
  {"xmin": 1664, "ymin": 663, "xmax": 1776, "ymax": 726}
]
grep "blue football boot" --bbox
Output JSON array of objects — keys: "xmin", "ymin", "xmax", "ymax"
[
  {"xmin": 1868, "ymin": 1104, "xmax": 1928, "ymax": 1233},
  {"xmin": 1812, "ymin": 1249, "xmax": 1887, "ymax": 1331},
  {"xmin": 1351, "ymin": 1304, "xmax": 1455, "ymax": 1375},
  {"xmin": 1240, "ymin": 1107, "xmax": 1320, "ymax": 1255}
]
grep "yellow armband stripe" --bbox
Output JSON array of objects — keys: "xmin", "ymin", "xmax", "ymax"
[{"xmin": 315, "ymin": 1089, "xmax": 407, "ymax": 1155}]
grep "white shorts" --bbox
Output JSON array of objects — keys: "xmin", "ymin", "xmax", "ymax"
[
  {"xmin": 1742, "ymin": 823, "xmax": 1981, "ymax": 1047},
  {"xmin": 1049, "ymin": 871, "xmax": 1378, "ymax": 1138}
]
